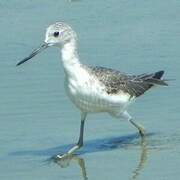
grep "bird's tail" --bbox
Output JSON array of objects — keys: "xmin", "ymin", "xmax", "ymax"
[{"xmin": 145, "ymin": 70, "xmax": 168, "ymax": 86}]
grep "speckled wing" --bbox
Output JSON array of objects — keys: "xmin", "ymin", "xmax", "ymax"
[{"xmin": 89, "ymin": 66, "xmax": 167, "ymax": 97}]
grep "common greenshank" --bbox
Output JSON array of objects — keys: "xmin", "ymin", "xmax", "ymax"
[{"xmin": 17, "ymin": 22, "xmax": 167, "ymax": 158}]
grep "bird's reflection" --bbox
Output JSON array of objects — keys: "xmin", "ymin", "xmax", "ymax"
[
  {"xmin": 10, "ymin": 133, "xmax": 153, "ymax": 179},
  {"xmin": 131, "ymin": 137, "xmax": 148, "ymax": 179},
  {"xmin": 53, "ymin": 154, "xmax": 88, "ymax": 180},
  {"xmin": 52, "ymin": 136, "xmax": 148, "ymax": 180}
]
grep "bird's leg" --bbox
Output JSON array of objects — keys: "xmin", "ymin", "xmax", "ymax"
[
  {"xmin": 129, "ymin": 119, "xmax": 145, "ymax": 137},
  {"xmin": 113, "ymin": 111, "xmax": 145, "ymax": 137},
  {"xmin": 57, "ymin": 112, "xmax": 87, "ymax": 159},
  {"xmin": 67, "ymin": 113, "xmax": 86, "ymax": 154}
]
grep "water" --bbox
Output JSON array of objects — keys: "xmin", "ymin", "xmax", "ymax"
[{"xmin": 0, "ymin": 0, "xmax": 180, "ymax": 179}]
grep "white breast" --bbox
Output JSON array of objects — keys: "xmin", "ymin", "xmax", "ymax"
[{"xmin": 64, "ymin": 65, "xmax": 132, "ymax": 114}]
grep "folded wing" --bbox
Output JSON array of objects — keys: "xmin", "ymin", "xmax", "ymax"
[{"xmin": 90, "ymin": 66, "xmax": 167, "ymax": 97}]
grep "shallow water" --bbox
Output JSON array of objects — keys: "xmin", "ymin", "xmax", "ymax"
[{"xmin": 0, "ymin": 0, "xmax": 180, "ymax": 179}]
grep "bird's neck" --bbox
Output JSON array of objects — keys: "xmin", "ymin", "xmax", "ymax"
[{"xmin": 61, "ymin": 39, "xmax": 81, "ymax": 77}]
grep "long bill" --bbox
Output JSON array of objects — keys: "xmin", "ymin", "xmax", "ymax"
[{"xmin": 16, "ymin": 43, "xmax": 49, "ymax": 66}]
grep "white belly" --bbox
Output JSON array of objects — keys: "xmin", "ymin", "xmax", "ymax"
[{"xmin": 64, "ymin": 71, "xmax": 133, "ymax": 114}]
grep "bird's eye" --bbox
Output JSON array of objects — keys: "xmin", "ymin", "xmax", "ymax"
[{"xmin": 53, "ymin": 31, "xmax": 59, "ymax": 37}]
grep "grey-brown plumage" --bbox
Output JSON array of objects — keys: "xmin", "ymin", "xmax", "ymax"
[{"xmin": 89, "ymin": 66, "xmax": 168, "ymax": 97}]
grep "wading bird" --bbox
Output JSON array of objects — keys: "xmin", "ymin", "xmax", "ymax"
[{"xmin": 17, "ymin": 22, "xmax": 167, "ymax": 158}]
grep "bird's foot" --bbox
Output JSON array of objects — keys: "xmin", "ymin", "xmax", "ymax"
[
  {"xmin": 56, "ymin": 153, "xmax": 71, "ymax": 159},
  {"xmin": 53, "ymin": 153, "xmax": 73, "ymax": 168},
  {"xmin": 129, "ymin": 119, "xmax": 145, "ymax": 137},
  {"xmin": 139, "ymin": 126, "xmax": 145, "ymax": 137}
]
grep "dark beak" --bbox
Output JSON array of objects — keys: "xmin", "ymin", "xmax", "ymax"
[{"xmin": 16, "ymin": 43, "xmax": 49, "ymax": 66}]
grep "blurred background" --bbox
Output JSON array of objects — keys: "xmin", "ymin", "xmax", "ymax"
[{"xmin": 0, "ymin": 0, "xmax": 180, "ymax": 179}]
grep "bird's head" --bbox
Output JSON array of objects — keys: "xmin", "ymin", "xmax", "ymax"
[
  {"xmin": 45, "ymin": 22, "xmax": 77, "ymax": 46},
  {"xmin": 16, "ymin": 22, "xmax": 76, "ymax": 66}
]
